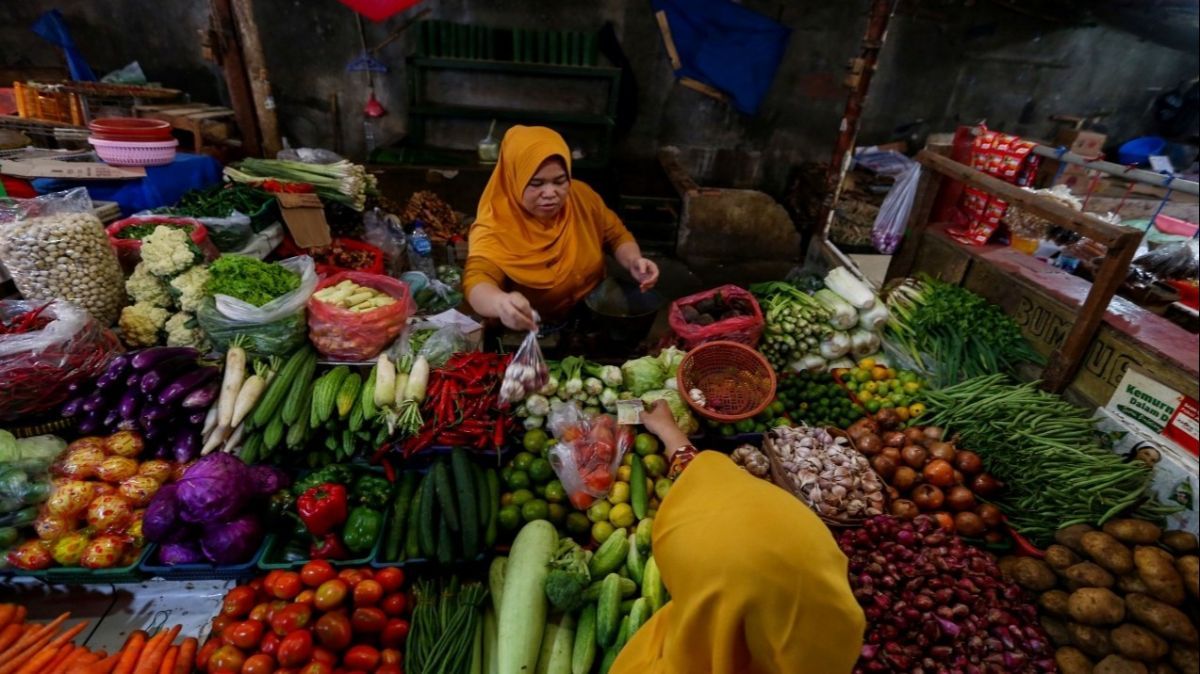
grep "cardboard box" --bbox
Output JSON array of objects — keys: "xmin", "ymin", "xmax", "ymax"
[
  {"xmin": 1095, "ymin": 407, "xmax": 1198, "ymax": 534},
  {"xmin": 1054, "ymin": 129, "xmax": 1106, "ymax": 157}
]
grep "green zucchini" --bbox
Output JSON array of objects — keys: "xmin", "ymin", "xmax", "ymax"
[
  {"xmin": 630, "ymin": 455, "xmax": 648, "ymax": 520},
  {"xmin": 598, "ymin": 648, "xmax": 617, "ymax": 674},
  {"xmin": 571, "ymin": 604, "xmax": 597, "ymax": 674},
  {"xmin": 316, "ymin": 365, "xmax": 350, "ymax": 423},
  {"xmin": 432, "ymin": 460, "xmax": 460, "ymax": 532},
  {"xmin": 635, "ymin": 518, "xmax": 653, "ymax": 553},
  {"xmin": 484, "ymin": 469, "xmax": 500, "ymax": 547},
  {"xmin": 418, "ymin": 471, "xmax": 437, "ymax": 558},
  {"xmin": 385, "ymin": 472, "xmax": 417, "ymax": 562},
  {"xmin": 583, "ymin": 576, "xmax": 636, "ymax": 602},
  {"xmin": 251, "ymin": 347, "xmax": 311, "ymax": 428},
  {"xmin": 596, "ymin": 573, "xmax": 622, "ymax": 648},
  {"xmin": 281, "ymin": 352, "xmax": 317, "ymax": 426},
  {"xmin": 436, "ymin": 508, "xmax": 454, "ymax": 564},
  {"xmin": 263, "ymin": 413, "xmax": 285, "ymax": 451},
  {"xmin": 488, "ymin": 556, "xmax": 507, "ymax": 616},
  {"xmin": 404, "ymin": 482, "xmax": 423, "ymax": 561},
  {"xmin": 588, "ymin": 528, "xmax": 629, "ymax": 578},
  {"xmin": 626, "ymin": 533, "xmax": 645, "ymax": 586},
  {"xmin": 240, "ymin": 432, "xmax": 262, "ymax": 463},
  {"xmin": 451, "ymin": 448, "xmax": 480, "ymax": 559},
  {"xmin": 336, "ymin": 372, "xmax": 362, "ymax": 418},
  {"xmin": 285, "ymin": 386, "xmax": 312, "ymax": 450}
]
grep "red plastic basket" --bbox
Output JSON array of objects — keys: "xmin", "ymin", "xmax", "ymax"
[
  {"xmin": 676, "ymin": 341, "xmax": 777, "ymax": 422},
  {"xmin": 88, "ymin": 117, "xmax": 173, "ymax": 142}
]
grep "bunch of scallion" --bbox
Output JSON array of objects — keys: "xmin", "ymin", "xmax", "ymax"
[
  {"xmin": 223, "ymin": 158, "xmax": 377, "ymax": 210},
  {"xmin": 925, "ymin": 374, "xmax": 1178, "ymax": 546},
  {"xmin": 884, "ymin": 276, "xmax": 1042, "ymax": 387},
  {"xmin": 406, "ymin": 578, "xmax": 488, "ymax": 674}
]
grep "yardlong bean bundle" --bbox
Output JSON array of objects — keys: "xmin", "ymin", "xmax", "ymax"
[{"xmin": 925, "ymin": 374, "xmax": 1175, "ymax": 546}]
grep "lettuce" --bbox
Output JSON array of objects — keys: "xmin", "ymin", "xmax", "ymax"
[
  {"xmin": 640, "ymin": 389, "xmax": 699, "ymax": 435},
  {"xmin": 621, "ymin": 356, "xmax": 666, "ymax": 396},
  {"xmin": 657, "ymin": 346, "xmax": 686, "ymax": 377}
]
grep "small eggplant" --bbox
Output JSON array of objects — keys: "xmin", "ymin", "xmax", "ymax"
[
  {"xmin": 139, "ymin": 355, "xmax": 196, "ymax": 394},
  {"xmin": 140, "ymin": 404, "xmax": 173, "ymax": 428},
  {"xmin": 125, "ymin": 372, "xmax": 142, "ymax": 389},
  {"xmin": 187, "ymin": 410, "xmax": 208, "ymax": 426},
  {"xmin": 102, "ymin": 408, "xmax": 121, "ymax": 430},
  {"xmin": 61, "ymin": 396, "xmax": 85, "ymax": 417},
  {"xmin": 143, "ymin": 423, "xmax": 167, "ymax": 443},
  {"xmin": 157, "ymin": 367, "xmax": 219, "ymax": 406},
  {"xmin": 172, "ymin": 430, "xmax": 200, "ymax": 463},
  {"xmin": 182, "ymin": 381, "xmax": 219, "ymax": 409},
  {"xmin": 96, "ymin": 355, "xmax": 131, "ymax": 389},
  {"xmin": 103, "ymin": 353, "xmax": 132, "ymax": 377},
  {"xmin": 117, "ymin": 390, "xmax": 140, "ymax": 420},
  {"xmin": 80, "ymin": 392, "xmax": 107, "ymax": 414},
  {"xmin": 130, "ymin": 347, "xmax": 199, "ymax": 371},
  {"xmin": 77, "ymin": 409, "xmax": 104, "ymax": 435}
]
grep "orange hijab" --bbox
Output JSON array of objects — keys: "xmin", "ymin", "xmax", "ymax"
[{"xmin": 470, "ymin": 126, "xmax": 607, "ymax": 290}]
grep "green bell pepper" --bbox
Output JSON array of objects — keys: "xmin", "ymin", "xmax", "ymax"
[
  {"xmin": 352, "ymin": 474, "xmax": 392, "ymax": 509},
  {"xmin": 342, "ymin": 506, "xmax": 383, "ymax": 554},
  {"xmin": 292, "ymin": 464, "xmax": 355, "ymax": 496}
]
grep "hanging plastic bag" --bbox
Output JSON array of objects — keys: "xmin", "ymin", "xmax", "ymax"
[
  {"xmin": 363, "ymin": 208, "xmax": 408, "ymax": 277},
  {"xmin": 307, "ymin": 271, "xmax": 416, "ymax": 361},
  {"xmin": 871, "ymin": 164, "xmax": 921, "ymax": 254},
  {"xmin": 1129, "ymin": 239, "xmax": 1200, "ymax": 288},
  {"xmin": 499, "ymin": 324, "xmax": 549, "ymax": 405},
  {"xmin": 547, "ymin": 404, "xmax": 633, "ymax": 509},
  {"xmin": 196, "ymin": 256, "xmax": 318, "ymax": 356},
  {"xmin": 668, "ymin": 284, "xmax": 764, "ymax": 349},
  {"xmin": 194, "ymin": 212, "xmax": 254, "ymax": 252}
]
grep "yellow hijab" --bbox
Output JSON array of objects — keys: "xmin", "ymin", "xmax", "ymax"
[
  {"xmin": 611, "ymin": 452, "xmax": 865, "ymax": 674},
  {"xmin": 470, "ymin": 126, "xmax": 607, "ymax": 290}
]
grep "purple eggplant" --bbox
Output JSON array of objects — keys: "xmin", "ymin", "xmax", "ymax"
[
  {"xmin": 95, "ymin": 355, "xmax": 131, "ymax": 389},
  {"xmin": 182, "ymin": 381, "xmax": 220, "ymax": 409},
  {"xmin": 102, "ymin": 408, "xmax": 121, "ymax": 430},
  {"xmin": 61, "ymin": 396, "xmax": 85, "ymax": 417},
  {"xmin": 125, "ymin": 372, "xmax": 142, "ymax": 389},
  {"xmin": 187, "ymin": 410, "xmax": 208, "ymax": 426},
  {"xmin": 172, "ymin": 430, "xmax": 200, "ymax": 463},
  {"xmin": 157, "ymin": 367, "xmax": 219, "ymax": 406},
  {"xmin": 140, "ymin": 404, "xmax": 173, "ymax": 428},
  {"xmin": 143, "ymin": 423, "xmax": 168, "ymax": 443},
  {"xmin": 80, "ymin": 391, "xmax": 107, "ymax": 414},
  {"xmin": 138, "ymin": 354, "xmax": 198, "ymax": 395},
  {"xmin": 77, "ymin": 409, "xmax": 104, "ymax": 435},
  {"xmin": 131, "ymin": 347, "xmax": 199, "ymax": 371},
  {"xmin": 117, "ymin": 390, "xmax": 140, "ymax": 420}
]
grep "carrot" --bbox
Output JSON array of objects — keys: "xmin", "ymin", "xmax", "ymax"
[
  {"xmin": 70, "ymin": 653, "xmax": 117, "ymax": 674},
  {"xmin": 8, "ymin": 618, "xmax": 87, "ymax": 674},
  {"xmin": 0, "ymin": 605, "xmax": 16, "ymax": 631},
  {"xmin": 110, "ymin": 632, "xmax": 146, "ymax": 674},
  {"xmin": 132, "ymin": 626, "xmax": 179, "ymax": 674},
  {"xmin": 48, "ymin": 646, "xmax": 90, "ymax": 674},
  {"xmin": 170, "ymin": 639, "xmax": 196, "ymax": 674},
  {"xmin": 14, "ymin": 642, "xmax": 68, "ymax": 674},
  {"xmin": 46, "ymin": 644, "xmax": 82, "ymax": 673},
  {"xmin": 0, "ymin": 614, "xmax": 70, "ymax": 674},
  {"xmin": 156, "ymin": 646, "xmax": 177, "ymax": 674},
  {"xmin": 0, "ymin": 625, "xmax": 22, "ymax": 655}
]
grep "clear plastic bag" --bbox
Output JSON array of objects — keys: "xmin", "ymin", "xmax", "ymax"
[
  {"xmin": 307, "ymin": 271, "xmax": 416, "ymax": 361},
  {"xmin": 196, "ymin": 256, "xmax": 318, "ymax": 355},
  {"xmin": 363, "ymin": 208, "xmax": 408, "ymax": 277},
  {"xmin": 0, "ymin": 188, "xmax": 126, "ymax": 325},
  {"xmin": 499, "ymin": 327, "xmax": 549, "ymax": 405},
  {"xmin": 195, "ymin": 212, "xmax": 254, "ymax": 252},
  {"xmin": 0, "ymin": 300, "xmax": 121, "ymax": 421},
  {"xmin": 1129, "ymin": 239, "xmax": 1199, "ymax": 286},
  {"xmin": 402, "ymin": 271, "xmax": 463, "ymax": 314},
  {"xmin": 871, "ymin": 164, "xmax": 921, "ymax": 254},
  {"xmin": 547, "ymin": 404, "xmax": 633, "ymax": 509},
  {"xmin": 390, "ymin": 311, "xmax": 482, "ymax": 365}
]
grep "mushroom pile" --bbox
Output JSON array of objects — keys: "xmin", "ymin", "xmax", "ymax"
[{"xmin": 765, "ymin": 425, "xmax": 886, "ymax": 521}]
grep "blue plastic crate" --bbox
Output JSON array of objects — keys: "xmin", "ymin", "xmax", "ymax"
[{"xmin": 140, "ymin": 539, "xmax": 268, "ymax": 581}]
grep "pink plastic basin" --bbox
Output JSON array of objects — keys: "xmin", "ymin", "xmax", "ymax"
[{"xmin": 88, "ymin": 137, "xmax": 178, "ymax": 167}]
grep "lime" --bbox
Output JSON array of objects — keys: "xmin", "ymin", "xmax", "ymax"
[
  {"xmin": 544, "ymin": 480, "xmax": 566, "ymax": 504},
  {"xmin": 513, "ymin": 452, "xmax": 535, "ymax": 471},
  {"xmin": 529, "ymin": 458, "xmax": 554, "ymax": 483},
  {"xmin": 507, "ymin": 470, "xmax": 531, "ymax": 490},
  {"xmin": 609, "ymin": 481, "xmax": 630, "ymax": 504},
  {"xmin": 609, "ymin": 503, "xmax": 635, "ymax": 528},
  {"xmin": 587, "ymin": 499, "xmax": 612, "ymax": 524},
  {"xmin": 634, "ymin": 433, "xmax": 659, "ymax": 456},
  {"xmin": 735, "ymin": 419, "xmax": 755, "ymax": 433},
  {"xmin": 591, "ymin": 521, "xmax": 615, "ymax": 544},
  {"xmin": 510, "ymin": 488, "xmax": 534, "ymax": 506},
  {"xmin": 643, "ymin": 455, "xmax": 667, "ymax": 478},
  {"xmin": 521, "ymin": 499, "xmax": 550, "ymax": 522},
  {"xmin": 547, "ymin": 503, "xmax": 566, "ymax": 524},
  {"xmin": 654, "ymin": 478, "xmax": 672, "ymax": 500},
  {"xmin": 621, "ymin": 453, "xmax": 634, "ymax": 467},
  {"xmin": 500, "ymin": 466, "xmax": 513, "ymax": 484},
  {"xmin": 903, "ymin": 381, "xmax": 921, "ymax": 393},
  {"xmin": 720, "ymin": 425, "xmax": 735, "ymax": 437},
  {"xmin": 498, "ymin": 504, "xmax": 522, "ymax": 531},
  {"xmin": 534, "ymin": 484, "xmax": 547, "ymax": 498},
  {"xmin": 566, "ymin": 512, "xmax": 591, "ymax": 535},
  {"xmin": 522, "ymin": 429, "xmax": 549, "ymax": 454},
  {"xmin": 769, "ymin": 400, "xmax": 785, "ymax": 416}
]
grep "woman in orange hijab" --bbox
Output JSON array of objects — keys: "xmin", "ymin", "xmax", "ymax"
[
  {"xmin": 612, "ymin": 402, "xmax": 867, "ymax": 674},
  {"xmin": 464, "ymin": 126, "xmax": 659, "ymax": 331}
]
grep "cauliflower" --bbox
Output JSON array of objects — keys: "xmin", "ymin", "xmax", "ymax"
[
  {"xmin": 164, "ymin": 312, "xmax": 210, "ymax": 350},
  {"xmin": 141, "ymin": 226, "xmax": 201, "ymax": 277},
  {"xmin": 169, "ymin": 264, "xmax": 211, "ymax": 312},
  {"xmin": 118, "ymin": 302, "xmax": 169, "ymax": 347},
  {"xmin": 125, "ymin": 262, "xmax": 172, "ymax": 307}
]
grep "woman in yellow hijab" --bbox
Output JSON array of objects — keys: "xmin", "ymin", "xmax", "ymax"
[
  {"xmin": 613, "ymin": 402, "xmax": 866, "ymax": 674},
  {"xmin": 464, "ymin": 126, "xmax": 659, "ymax": 331}
]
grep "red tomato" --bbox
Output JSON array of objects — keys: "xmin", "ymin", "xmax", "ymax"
[
  {"xmin": 310, "ymin": 647, "xmax": 337, "ymax": 665},
  {"xmin": 249, "ymin": 602, "xmax": 272, "ymax": 622},
  {"xmin": 300, "ymin": 559, "xmax": 337, "ymax": 587},
  {"xmin": 314, "ymin": 612, "xmax": 352, "ymax": 652},
  {"xmin": 380, "ymin": 594, "xmax": 407, "ymax": 618},
  {"xmin": 241, "ymin": 653, "xmax": 276, "ymax": 674},
  {"xmin": 380, "ymin": 619, "xmax": 409, "ymax": 649},
  {"xmin": 353, "ymin": 580, "xmax": 383, "ymax": 607},
  {"xmin": 225, "ymin": 620, "xmax": 265, "ymax": 650},
  {"xmin": 259, "ymin": 632, "xmax": 281, "ymax": 657},
  {"xmin": 294, "ymin": 590, "xmax": 315, "ymax": 606},
  {"xmin": 342, "ymin": 645, "xmax": 380, "ymax": 671},
  {"xmin": 247, "ymin": 578, "xmax": 265, "ymax": 595},
  {"xmin": 266, "ymin": 600, "xmax": 290, "ymax": 622},
  {"xmin": 350, "ymin": 607, "xmax": 387, "ymax": 633},
  {"xmin": 276, "ymin": 630, "xmax": 313, "ymax": 668},
  {"xmin": 375, "ymin": 666, "xmax": 403, "ymax": 674},
  {"xmin": 274, "ymin": 670, "xmax": 296, "ymax": 674},
  {"xmin": 298, "ymin": 663, "xmax": 332, "ymax": 674},
  {"xmin": 223, "ymin": 586, "xmax": 258, "ymax": 618},
  {"xmin": 209, "ymin": 645, "xmax": 247, "ymax": 673},
  {"xmin": 271, "ymin": 604, "xmax": 313, "ymax": 636},
  {"xmin": 337, "ymin": 569, "xmax": 367, "ymax": 586},
  {"xmin": 262, "ymin": 570, "xmax": 283, "ymax": 594},
  {"xmin": 211, "ymin": 615, "xmax": 236, "ymax": 637},
  {"xmin": 374, "ymin": 568, "xmax": 404, "ymax": 594},
  {"xmin": 379, "ymin": 649, "xmax": 402, "ymax": 666},
  {"xmin": 313, "ymin": 579, "xmax": 349, "ymax": 611},
  {"xmin": 271, "ymin": 571, "xmax": 303, "ymax": 600}
]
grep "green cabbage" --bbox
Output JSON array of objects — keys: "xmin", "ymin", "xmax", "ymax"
[
  {"xmin": 657, "ymin": 346, "xmax": 686, "ymax": 377},
  {"xmin": 620, "ymin": 356, "xmax": 666, "ymax": 396},
  {"xmin": 640, "ymin": 389, "xmax": 699, "ymax": 435}
]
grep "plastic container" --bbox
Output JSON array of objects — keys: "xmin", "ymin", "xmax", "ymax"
[
  {"xmin": 677, "ymin": 341, "xmax": 777, "ymax": 422},
  {"xmin": 140, "ymin": 540, "xmax": 268, "ymax": 580},
  {"xmin": 408, "ymin": 224, "xmax": 437, "ymax": 278},
  {"xmin": 88, "ymin": 117, "xmax": 173, "ymax": 142},
  {"xmin": 89, "ymin": 137, "xmax": 178, "ymax": 167},
  {"xmin": 1117, "ymin": 136, "xmax": 1166, "ymax": 166}
]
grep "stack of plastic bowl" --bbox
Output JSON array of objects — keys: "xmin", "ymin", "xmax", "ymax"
[{"xmin": 87, "ymin": 118, "xmax": 178, "ymax": 167}]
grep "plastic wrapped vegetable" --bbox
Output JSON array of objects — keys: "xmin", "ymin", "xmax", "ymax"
[
  {"xmin": 639, "ymin": 389, "xmax": 699, "ymax": 435},
  {"xmin": 499, "ymin": 327, "xmax": 549, "ymax": 405},
  {"xmin": 547, "ymin": 404, "xmax": 633, "ymax": 509}
]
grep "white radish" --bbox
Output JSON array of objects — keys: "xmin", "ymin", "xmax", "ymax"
[
  {"xmin": 394, "ymin": 372, "xmax": 410, "ymax": 407},
  {"xmin": 374, "ymin": 353, "xmax": 396, "ymax": 407},
  {"xmin": 230, "ymin": 372, "xmax": 267, "ymax": 429},
  {"xmin": 217, "ymin": 344, "xmax": 246, "ymax": 430},
  {"xmin": 405, "ymin": 356, "xmax": 430, "ymax": 403},
  {"xmin": 200, "ymin": 405, "xmax": 219, "ymax": 439},
  {"xmin": 220, "ymin": 423, "xmax": 246, "ymax": 454}
]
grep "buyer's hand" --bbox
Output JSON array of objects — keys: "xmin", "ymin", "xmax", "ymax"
[
  {"xmin": 629, "ymin": 257, "xmax": 660, "ymax": 291},
  {"xmin": 496, "ymin": 291, "xmax": 538, "ymax": 332}
]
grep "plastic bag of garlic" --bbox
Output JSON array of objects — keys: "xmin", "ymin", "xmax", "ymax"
[{"xmin": 763, "ymin": 425, "xmax": 886, "ymax": 524}]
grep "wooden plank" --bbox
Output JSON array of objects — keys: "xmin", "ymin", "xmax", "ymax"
[
  {"xmin": 655, "ymin": 11, "xmax": 682, "ymax": 70},
  {"xmin": 209, "ymin": 0, "xmax": 261, "ymax": 156},
  {"xmin": 181, "ymin": 109, "xmax": 235, "ymax": 120},
  {"xmin": 679, "ymin": 77, "xmax": 728, "ymax": 103},
  {"xmin": 915, "ymin": 150, "xmax": 1129, "ymax": 247},
  {"xmin": 231, "ymin": 0, "xmax": 280, "ymax": 156}
]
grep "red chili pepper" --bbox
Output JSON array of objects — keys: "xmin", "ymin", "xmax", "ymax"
[{"xmin": 493, "ymin": 419, "xmax": 506, "ymax": 449}]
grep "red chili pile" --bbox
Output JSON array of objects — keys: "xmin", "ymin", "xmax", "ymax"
[
  {"xmin": 391, "ymin": 352, "xmax": 515, "ymax": 457},
  {"xmin": 840, "ymin": 515, "xmax": 1054, "ymax": 673}
]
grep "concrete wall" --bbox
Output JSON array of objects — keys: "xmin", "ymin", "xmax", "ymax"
[{"xmin": 3, "ymin": 1, "xmax": 1196, "ymax": 197}]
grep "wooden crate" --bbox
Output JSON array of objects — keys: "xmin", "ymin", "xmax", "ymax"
[{"xmin": 13, "ymin": 82, "xmax": 84, "ymax": 126}]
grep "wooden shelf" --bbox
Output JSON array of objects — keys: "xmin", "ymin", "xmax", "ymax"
[{"xmin": 411, "ymin": 57, "xmax": 620, "ymax": 80}]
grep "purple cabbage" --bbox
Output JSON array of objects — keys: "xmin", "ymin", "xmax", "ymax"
[
  {"xmin": 200, "ymin": 514, "xmax": 264, "ymax": 564},
  {"xmin": 158, "ymin": 541, "xmax": 205, "ymax": 565},
  {"xmin": 175, "ymin": 453, "xmax": 252, "ymax": 524},
  {"xmin": 142, "ymin": 483, "xmax": 180, "ymax": 542},
  {"xmin": 248, "ymin": 465, "xmax": 290, "ymax": 496}
]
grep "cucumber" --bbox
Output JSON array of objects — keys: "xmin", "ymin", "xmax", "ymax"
[
  {"xmin": 497, "ymin": 521, "xmax": 557, "ymax": 674},
  {"xmin": 451, "ymin": 448, "xmax": 480, "ymax": 559},
  {"xmin": 484, "ymin": 469, "xmax": 500, "ymax": 547},
  {"xmin": 642, "ymin": 556, "xmax": 665, "ymax": 613},
  {"xmin": 571, "ymin": 604, "xmax": 597, "ymax": 674},
  {"xmin": 598, "ymin": 648, "xmax": 617, "ymax": 674},
  {"xmin": 626, "ymin": 533, "xmax": 645, "ymax": 586},
  {"xmin": 588, "ymin": 528, "xmax": 629, "ymax": 578},
  {"xmin": 596, "ymin": 573, "xmax": 622, "ymax": 648},
  {"xmin": 316, "ymin": 365, "xmax": 350, "ymax": 423},
  {"xmin": 281, "ymin": 352, "xmax": 318, "ymax": 426},
  {"xmin": 614, "ymin": 615, "xmax": 631, "ymax": 650},
  {"xmin": 285, "ymin": 386, "xmax": 313, "ymax": 450},
  {"xmin": 535, "ymin": 612, "xmax": 574, "ymax": 674},
  {"xmin": 627, "ymin": 597, "xmax": 650, "ymax": 637},
  {"xmin": 310, "ymin": 373, "xmax": 327, "ymax": 429},
  {"xmin": 252, "ymin": 347, "xmax": 312, "ymax": 428},
  {"xmin": 583, "ymin": 576, "xmax": 637, "ymax": 602},
  {"xmin": 385, "ymin": 472, "xmax": 418, "ymax": 562},
  {"xmin": 404, "ymin": 482, "xmax": 423, "ymax": 561},
  {"xmin": 472, "ymin": 462, "xmax": 490, "ymax": 528},
  {"xmin": 361, "ymin": 366, "xmax": 378, "ymax": 419},
  {"xmin": 263, "ymin": 413, "xmax": 285, "ymax": 451},
  {"xmin": 336, "ymin": 372, "xmax": 362, "ymax": 418},
  {"xmin": 432, "ymin": 460, "xmax": 461, "ymax": 532},
  {"xmin": 634, "ymin": 518, "xmax": 653, "ymax": 553},
  {"xmin": 436, "ymin": 508, "xmax": 454, "ymax": 564},
  {"xmin": 418, "ymin": 471, "xmax": 437, "ymax": 558},
  {"xmin": 618, "ymin": 598, "xmax": 635, "ymax": 614},
  {"xmin": 240, "ymin": 432, "xmax": 262, "ymax": 463},
  {"xmin": 630, "ymin": 455, "xmax": 648, "ymax": 519}
]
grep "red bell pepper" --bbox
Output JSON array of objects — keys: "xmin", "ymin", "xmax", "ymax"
[
  {"xmin": 297, "ymin": 483, "xmax": 348, "ymax": 536},
  {"xmin": 309, "ymin": 532, "xmax": 350, "ymax": 560}
]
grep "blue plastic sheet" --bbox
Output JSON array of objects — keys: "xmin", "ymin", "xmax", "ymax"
[{"xmin": 31, "ymin": 10, "xmax": 96, "ymax": 82}]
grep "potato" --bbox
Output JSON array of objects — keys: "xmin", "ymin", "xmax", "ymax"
[
  {"xmin": 1043, "ymin": 614, "xmax": 1073, "ymax": 647},
  {"xmin": 1135, "ymin": 546, "xmax": 1187, "ymax": 606},
  {"xmin": 1112, "ymin": 623, "xmax": 1169, "ymax": 663},
  {"xmin": 1095, "ymin": 655, "xmax": 1150, "ymax": 674},
  {"xmin": 1105, "ymin": 519, "xmax": 1164, "ymax": 545},
  {"xmin": 1041, "ymin": 589, "xmax": 1073, "ymax": 617},
  {"xmin": 1067, "ymin": 562, "xmax": 1118, "ymax": 590},
  {"xmin": 1057, "ymin": 646, "xmax": 1096, "ymax": 674},
  {"xmin": 1149, "ymin": 663, "xmax": 1180, "ymax": 674},
  {"xmin": 1070, "ymin": 622, "xmax": 1116, "ymax": 658},
  {"xmin": 1170, "ymin": 646, "xmax": 1199, "ymax": 674},
  {"xmin": 1011, "ymin": 556, "xmax": 1059, "ymax": 592},
  {"xmin": 1177, "ymin": 556, "xmax": 1199, "ymax": 600},
  {"xmin": 1070, "ymin": 588, "xmax": 1128, "ymax": 626},
  {"xmin": 1059, "ymin": 524, "xmax": 1099, "ymax": 554},
  {"xmin": 998, "ymin": 555, "xmax": 1022, "ymax": 580},
  {"xmin": 1049, "ymin": 544, "xmax": 1086, "ymax": 572},
  {"xmin": 1125, "ymin": 593, "xmax": 1199, "ymax": 645},
  {"xmin": 1163, "ymin": 531, "xmax": 1199, "ymax": 555},
  {"xmin": 1120, "ymin": 574, "xmax": 1153, "ymax": 595},
  {"xmin": 1084, "ymin": 532, "xmax": 1136, "ymax": 575}
]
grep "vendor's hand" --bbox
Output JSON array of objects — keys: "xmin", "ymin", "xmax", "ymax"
[
  {"xmin": 497, "ymin": 292, "xmax": 538, "ymax": 332},
  {"xmin": 629, "ymin": 257, "xmax": 660, "ymax": 291}
]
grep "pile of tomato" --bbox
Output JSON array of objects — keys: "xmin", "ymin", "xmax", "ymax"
[{"xmin": 198, "ymin": 562, "xmax": 410, "ymax": 674}]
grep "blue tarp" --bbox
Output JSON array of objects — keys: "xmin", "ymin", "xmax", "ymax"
[
  {"xmin": 32, "ymin": 10, "xmax": 96, "ymax": 82},
  {"xmin": 652, "ymin": 0, "xmax": 790, "ymax": 115},
  {"xmin": 33, "ymin": 153, "xmax": 223, "ymax": 216}
]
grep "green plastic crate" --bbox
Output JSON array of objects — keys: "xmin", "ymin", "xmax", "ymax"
[{"xmin": 257, "ymin": 529, "xmax": 382, "ymax": 571}]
